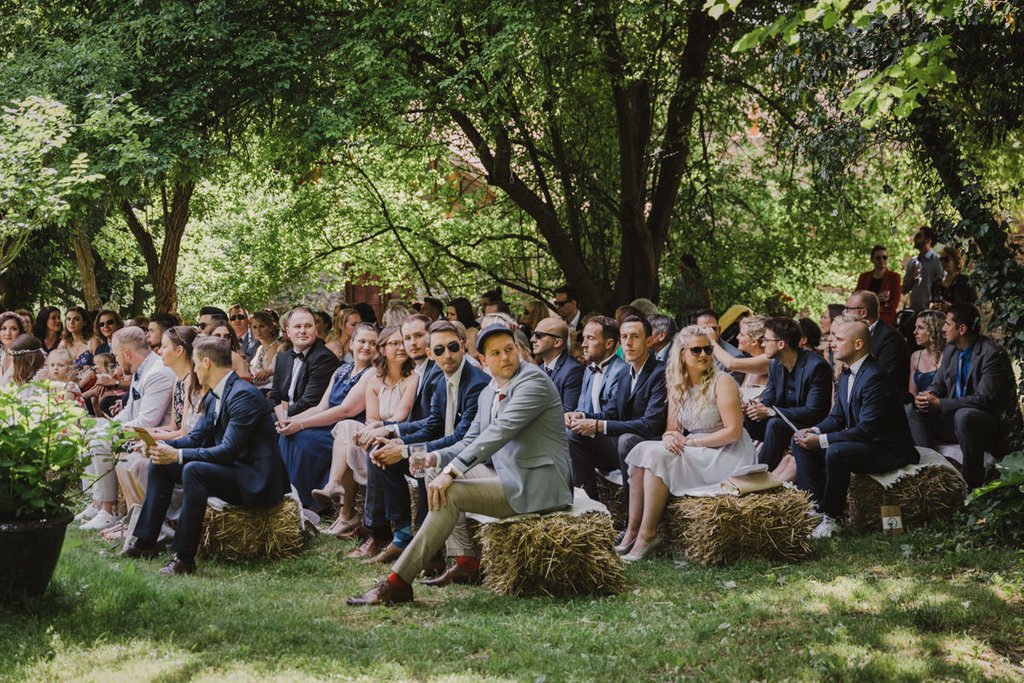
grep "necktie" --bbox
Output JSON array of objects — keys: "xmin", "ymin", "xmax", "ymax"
[
  {"xmin": 955, "ymin": 350, "xmax": 970, "ymax": 398},
  {"xmin": 288, "ymin": 352, "xmax": 306, "ymax": 402},
  {"xmin": 544, "ymin": 365, "xmax": 554, "ymax": 377},
  {"xmin": 444, "ymin": 381, "xmax": 457, "ymax": 435}
]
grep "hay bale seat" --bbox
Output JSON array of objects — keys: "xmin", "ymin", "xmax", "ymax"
[
  {"xmin": 469, "ymin": 496, "xmax": 626, "ymax": 598},
  {"xmin": 199, "ymin": 496, "xmax": 306, "ymax": 561},
  {"xmin": 846, "ymin": 449, "xmax": 966, "ymax": 533},
  {"xmin": 665, "ymin": 487, "xmax": 817, "ymax": 566},
  {"xmin": 594, "ymin": 469, "xmax": 626, "ymax": 530}
]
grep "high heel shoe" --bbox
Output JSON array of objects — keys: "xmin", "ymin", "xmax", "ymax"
[
  {"xmin": 311, "ymin": 483, "xmax": 345, "ymax": 507},
  {"xmin": 614, "ymin": 538, "xmax": 636, "ymax": 555},
  {"xmin": 622, "ymin": 535, "xmax": 663, "ymax": 563}
]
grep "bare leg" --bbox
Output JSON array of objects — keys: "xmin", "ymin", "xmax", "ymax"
[
  {"xmin": 619, "ymin": 467, "xmax": 646, "ymax": 547},
  {"xmin": 631, "ymin": 471, "xmax": 669, "ymax": 554}
]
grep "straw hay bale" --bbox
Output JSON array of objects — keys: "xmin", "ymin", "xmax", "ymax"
[
  {"xmin": 475, "ymin": 512, "xmax": 626, "ymax": 598},
  {"xmin": 594, "ymin": 476, "xmax": 626, "ymax": 530},
  {"xmin": 668, "ymin": 488, "xmax": 816, "ymax": 566},
  {"xmin": 846, "ymin": 465, "xmax": 966, "ymax": 533},
  {"xmin": 199, "ymin": 497, "xmax": 306, "ymax": 561}
]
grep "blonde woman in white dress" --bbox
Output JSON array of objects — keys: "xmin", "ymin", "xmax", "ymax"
[{"xmin": 618, "ymin": 325, "xmax": 756, "ymax": 561}]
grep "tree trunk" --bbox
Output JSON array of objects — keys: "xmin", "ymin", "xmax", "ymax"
[{"xmin": 70, "ymin": 222, "xmax": 102, "ymax": 310}]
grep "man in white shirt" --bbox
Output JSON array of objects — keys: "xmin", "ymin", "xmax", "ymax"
[
  {"xmin": 78, "ymin": 326, "xmax": 176, "ymax": 531},
  {"xmin": 902, "ymin": 226, "xmax": 945, "ymax": 312},
  {"xmin": 552, "ymin": 285, "xmax": 582, "ymax": 348}
]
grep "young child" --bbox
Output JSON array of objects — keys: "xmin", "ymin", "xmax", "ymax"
[
  {"xmin": 81, "ymin": 352, "xmax": 125, "ymax": 416},
  {"xmin": 45, "ymin": 348, "xmax": 84, "ymax": 405}
]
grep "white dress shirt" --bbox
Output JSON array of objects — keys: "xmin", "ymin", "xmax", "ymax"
[{"xmin": 817, "ymin": 354, "xmax": 868, "ymax": 449}]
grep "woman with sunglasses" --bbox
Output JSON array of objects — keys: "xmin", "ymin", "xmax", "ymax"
[
  {"xmin": 276, "ymin": 323, "xmax": 379, "ymax": 519},
  {"xmin": 617, "ymin": 325, "xmax": 755, "ymax": 562},
  {"xmin": 855, "ymin": 244, "xmax": 901, "ymax": 326},
  {"xmin": 93, "ymin": 309, "xmax": 124, "ymax": 354},
  {"xmin": 207, "ymin": 321, "xmax": 253, "ymax": 382}
]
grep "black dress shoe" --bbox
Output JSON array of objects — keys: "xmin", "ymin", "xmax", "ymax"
[
  {"xmin": 119, "ymin": 541, "xmax": 160, "ymax": 560},
  {"xmin": 346, "ymin": 579, "xmax": 413, "ymax": 606},
  {"xmin": 421, "ymin": 562, "xmax": 481, "ymax": 587},
  {"xmin": 158, "ymin": 556, "xmax": 196, "ymax": 576}
]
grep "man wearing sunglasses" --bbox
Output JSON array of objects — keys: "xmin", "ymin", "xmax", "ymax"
[
  {"xmin": 552, "ymin": 285, "xmax": 582, "ymax": 348},
  {"xmin": 228, "ymin": 304, "xmax": 259, "ymax": 360},
  {"xmin": 196, "ymin": 306, "xmax": 229, "ymax": 336},
  {"xmin": 530, "ymin": 317, "xmax": 584, "ymax": 412},
  {"xmin": 902, "ymin": 226, "xmax": 944, "ymax": 313}
]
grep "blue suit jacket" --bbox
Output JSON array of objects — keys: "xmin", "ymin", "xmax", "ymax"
[
  {"xmin": 547, "ymin": 352, "xmax": 584, "ymax": 412},
  {"xmin": 815, "ymin": 356, "xmax": 918, "ymax": 467},
  {"xmin": 166, "ymin": 373, "xmax": 290, "ymax": 507},
  {"xmin": 397, "ymin": 361, "xmax": 490, "ymax": 452},
  {"xmin": 595, "ymin": 354, "xmax": 667, "ymax": 439},
  {"xmin": 761, "ymin": 350, "xmax": 832, "ymax": 427},
  {"xmin": 578, "ymin": 355, "xmax": 626, "ymax": 414}
]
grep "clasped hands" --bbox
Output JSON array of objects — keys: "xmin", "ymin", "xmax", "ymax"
[
  {"xmin": 565, "ymin": 412, "xmax": 598, "ymax": 437},
  {"xmin": 793, "ymin": 428, "xmax": 820, "ymax": 450},
  {"xmin": 913, "ymin": 391, "xmax": 940, "ymax": 413}
]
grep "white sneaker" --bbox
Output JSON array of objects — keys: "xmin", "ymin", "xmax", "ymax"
[
  {"xmin": 74, "ymin": 504, "xmax": 99, "ymax": 522},
  {"xmin": 811, "ymin": 515, "xmax": 838, "ymax": 540},
  {"xmin": 80, "ymin": 509, "xmax": 119, "ymax": 531}
]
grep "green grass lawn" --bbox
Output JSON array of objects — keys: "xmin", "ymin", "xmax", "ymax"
[{"xmin": 2, "ymin": 522, "xmax": 1023, "ymax": 682}]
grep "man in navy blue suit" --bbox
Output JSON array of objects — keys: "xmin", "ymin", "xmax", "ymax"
[
  {"xmin": 745, "ymin": 317, "xmax": 832, "ymax": 469},
  {"xmin": 790, "ymin": 320, "xmax": 918, "ymax": 538},
  {"xmin": 846, "ymin": 290, "xmax": 909, "ymax": 403},
  {"xmin": 531, "ymin": 317, "xmax": 584, "ymax": 411},
  {"xmin": 568, "ymin": 315, "xmax": 667, "ymax": 509},
  {"xmin": 571, "ymin": 316, "xmax": 625, "ymax": 415},
  {"xmin": 122, "ymin": 337, "xmax": 289, "ymax": 575}
]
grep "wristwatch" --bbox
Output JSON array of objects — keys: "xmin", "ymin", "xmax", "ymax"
[
  {"xmin": 441, "ymin": 463, "xmax": 461, "ymax": 479},
  {"xmin": 401, "ymin": 446, "xmax": 410, "ymax": 459},
  {"xmin": 767, "ymin": 407, "xmax": 777, "ymax": 418}
]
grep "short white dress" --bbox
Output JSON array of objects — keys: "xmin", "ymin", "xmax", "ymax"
[{"xmin": 626, "ymin": 374, "xmax": 756, "ymax": 496}]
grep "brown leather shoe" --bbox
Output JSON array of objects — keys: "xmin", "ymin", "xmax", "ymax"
[
  {"xmin": 421, "ymin": 562, "xmax": 481, "ymax": 587},
  {"xmin": 336, "ymin": 523, "xmax": 371, "ymax": 540},
  {"xmin": 346, "ymin": 579, "xmax": 413, "ymax": 606},
  {"xmin": 346, "ymin": 536, "xmax": 387, "ymax": 560},
  {"xmin": 361, "ymin": 542, "xmax": 403, "ymax": 565},
  {"xmin": 158, "ymin": 556, "xmax": 196, "ymax": 576},
  {"xmin": 118, "ymin": 541, "xmax": 160, "ymax": 560},
  {"xmin": 422, "ymin": 557, "xmax": 446, "ymax": 578}
]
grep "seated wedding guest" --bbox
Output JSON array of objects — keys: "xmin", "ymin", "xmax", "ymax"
[
  {"xmin": 45, "ymin": 348, "xmax": 83, "ymax": 405},
  {"xmin": 60, "ymin": 306, "xmax": 99, "ymax": 371},
  {"xmin": 692, "ymin": 308, "xmax": 744, "ymax": 383},
  {"xmin": 420, "ymin": 297, "xmax": 444, "ymax": 322},
  {"xmin": 648, "ymin": 314, "xmax": 677, "ymax": 362},
  {"xmin": 819, "ymin": 303, "xmax": 845, "ymax": 365},
  {"xmin": 712, "ymin": 314, "xmax": 769, "ymax": 398},
  {"xmin": 277, "ymin": 324, "xmax": 378, "ymax": 513},
  {"xmin": 228, "ymin": 305, "xmax": 260, "ymax": 359},
  {"xmin": 479, "ymin": 287, "xmax": 504, "ymax": 315},
  {"xmin": 78, "ymin": 326, "xmax": 177, "ymax": 531},
  {"xmin": 328, "ymin": 307, "xmax": 361, "ymax": 361},
  {"xmin": 567, "ymin": 315, "xmax": 667, "ymax": 509},
  {"xmin": 146, "ymin": 313, "xmax": 180, "ymax": 351},
  {"xmin": 791, "ymin": 320, "xmax": 919, "ymax": 538},
  {"xmin": 845, "ymin": 290, "xmax": 910, "ymax": 401},
  {"xmin": 7, "ymin": 334, "xmax": 47, "ymax": 389},
  {"xmin": 93, "ymin": 309, "xmax": 123, "ymax": 354},
  {"xmin": 797, "ymin": 318, "xmax": 822, "ymax": 354},
  {"xmin": 14, "ymin": 309, "xmax": 33, "ymax": 331},
  {"xmin": 930, "ymin": 245, "xmax": 977, "ymax": 311},
  {"xmin": 614, "ymin": 304, "xmax": 644, "ymax": 327},
  {"xmin": 33, "ymin": 306, "xmax": 63, "ymax": 353},
  {"xmin": 81, "ymin": 353, "xmax": 123, "ymax": 416},
  {"xmin": 381, "ymin": 300, "xmax": 411, "ymax": 328},
  {"xmin": 346, "ymin": 324, "xmax": 572, "ymax": 605},
  {"xmin": 572, "ymin": 316, "xmax": 625, "ymax": 415},
  {"xmin": 517, "ymin": 300, "xmax": 550, "ymax": 340},
  {"xmin": 248, "ymin": 311, "xmax": 280, "ymax": 392},
  {"xmin": 131, "ymin": 315, "xmax": 150, "ymax": 330},
  {"xmin": 552, "ymin": 286, "xmax": 582, "ymax": 342},
  {"xmin": 907, "ymin": 304, "xmax": 1022, "ymax": 488},
  {"xmin": 856, "ymin": 245, "xmax": 902, "ymax": 326},
  {"xmin": 359, "ymin": 320, "xmax": 490, "ymax": 570},
  {"xmin": 619, "ymin": 325, "xmax": 756, "ymax": 561},
  {"xmin": 353, "ymin": 302, "xmax": 378, "ymax": 327},
  {"xmin": 196, "ymin": 306, "xmax": 228, "ymax": 335},
  {"xmin": 629, "ymin": 298, "xmax": 660, "ymax": 317},
  {"xmin": 268, "ymin": 306, "xmax": 340, "ymax": 417},
  {"xmin": 0, "ymin": 311, "xmax": 28, "ymax": 386},
  {"xmin": 909, "ymin": 310, "xmax": 945, "ymax": 395},
  {"xmin": 447, "ymin": 297, "xmax": 479, "ymax": 352},
  {"xmin": 314, "ymin": 310, "xmax": 332, "ymax": 340},
  {"xmin": 530, "ymin": 317, "xmax": 584, "ymax": 411},
  {"xmin": 208, "ymin": 321, "xmax": 254, "ymax": 381},
  {"xmin": 340, "ymin": 326, "xmax": 418, "ymax": 559},
  {"xmin": 111, "ymin": 326, "xmax": 203, "ymax": 540},
  {"xmin": 744, "ymin": 317, "xmax": 832, "ymax": 470},
  {"xmin": 279, "ymin": 324, "xmax": 378, "ymax": 533},
  {"xmin": 121, "ymin": 336, "xmax": 290, "ymax": 575}
]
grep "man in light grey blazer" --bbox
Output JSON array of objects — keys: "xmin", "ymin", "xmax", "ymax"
[{"xmin": 347, "ymin": 324, "xmax": 573, "ymax": 605}]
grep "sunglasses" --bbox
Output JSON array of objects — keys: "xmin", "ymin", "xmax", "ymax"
[
  {"xmin": 687, "ymin": 345, "xmax": 714, "ymax": 356},
  {"xmin": 432, "ymin": 341, "xmax": 461, "ymax": 356},
  {"xmin": 531, "ymin": 331, "xmax": 560, "ymax": 340},
  {"xmin": 99, "ymin": 320, "xmax": 117, "ymax": 327},
  {"xmin": 551, "ymin": 300, "xmax": 570, "ymax": 308},
  {"xmin": 197, "ymin": 322, "xmax": 209, "ymax": 330},
  {"xmin": 229, "ymin": 314, "xmax": 248, "ymax": 321},
  {"xmin": 872, "ymin": 255, "xmax": 889, "ymax": 261}
]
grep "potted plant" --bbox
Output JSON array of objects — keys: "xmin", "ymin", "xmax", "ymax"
[{"xmin": 0, "ymin": 382, "xmax": 106, "ymax": 602}]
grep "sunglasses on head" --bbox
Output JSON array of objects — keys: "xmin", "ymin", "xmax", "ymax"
[
  {"xmin": 432, "ymin": 341, "xmax": 461, "ymax": 356},
  {"xmin": 229, "ymin": 314, "xmax": 247, "ymax": 321},
  {"xmin": 687, "ymin": 345, "xmax": 714, "ymax": 356}
]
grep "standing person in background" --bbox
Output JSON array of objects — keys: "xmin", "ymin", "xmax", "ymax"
[
  {"xmin": 518, "ymin": 300, "xmax": 550, "ymax": 340},
  {"xmin": 228, "ymin": 305, "xmax": 260, "ymax": 360},
  {"xmin": 447, "ymin": 297, "xmax": 480, "ymax": 353},
  {"xmin": 552, "ymin": 286, "xmax": 582, "ymax": 349},
  {"xmin": 33, "ymin": 306, "xmax": 62, "ymax": 353},
  {"xmin": 902, "ymin": 226, "xmax": 944, "ymax": 313},
  {"xmin": 420, "ymin": 297, "xmax": 444, "ymax": 322},
  {"xmin": 930, "ymin": 245, "xmax": 977, "ymax": 311},
  {"xmin": 856, "ymin": 245, "xmax": 902, "ymax": 326}
]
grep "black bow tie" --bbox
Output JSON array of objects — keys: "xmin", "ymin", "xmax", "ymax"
[
  {"xmin": 290, "ymin": 350, "xmax": 306, "ymax": 361},
  {"xmin": 841, "ymin": 367, "xmax": 852, "ymax": 376},
  {"xmin": 588, "ymin": 363, "xmax": 603, "ymax": 374}
]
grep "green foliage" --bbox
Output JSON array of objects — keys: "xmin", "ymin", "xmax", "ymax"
[
  {"xmin": 966, "ymin": 452, "xmax": 1024, "ymax": 546},
  {"xmin": 0, "ymin": 384, "xmax": 110, "ymax": 522}
]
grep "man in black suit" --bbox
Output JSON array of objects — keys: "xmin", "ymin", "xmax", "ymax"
[
  {"xmin": 908, "ymin": 304, "xmax": 1023, "ymax": 488},
  {"xmin": 531, "ymin": 317, "xmax": 584, "ymax": 411},
  {"xmin": 648, "ymin": 314, "xmax": 677, "ymax": 363},
  {"xmin": 567, "ymin": 315, "xmax": 667, "ymax": 508},
  {"xmin": 846, "ymin": 290, "xmax": 909, "ymax": 402},
  {"xmin": 745, "ymin": 317, "xmax": 832, "ymax": 469},
  {"xmin": 268, "ymin": 306, "xmax": 339, "ymax": 417},
  {"xmin": 122, "ymin": 337, "xmax": 290, "ymax": 575},
  {"xmin": 791, "ymin": 320, "xmax": 919, "ymax": 538}
]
